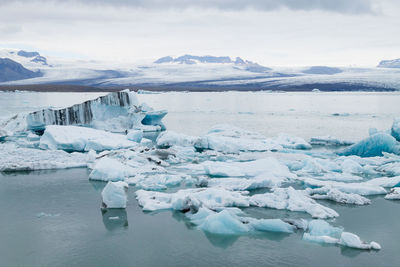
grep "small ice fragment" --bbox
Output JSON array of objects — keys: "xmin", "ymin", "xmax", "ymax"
[
  {"xmin": 126, "ymin": 129, "xmax": 143, "ymax": 143},
  {"xmin": 101, "ymin": 181, "xmax": 129, "ymax": 209}
]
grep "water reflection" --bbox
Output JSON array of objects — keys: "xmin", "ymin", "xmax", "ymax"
[{"xmin": 101, "ymin": 208, "xmax": 129, "ymax": 231}]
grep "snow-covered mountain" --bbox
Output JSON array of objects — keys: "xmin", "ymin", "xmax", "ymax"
[
  {"xmin": 377, "ymin": 58, "xmax": 400, "ymax": 69},
  {"xmin": 0, "ymin": 58, "xmax": 42, "ymax": 82},
  {"xmin": 153, "ymin": 55, "xmax": 271, "ymax": 73},
  {"xmin": 0, "ymin": 48, "xmax": 399, "ymax": 91}
]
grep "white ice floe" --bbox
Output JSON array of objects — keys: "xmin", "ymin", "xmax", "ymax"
[
  {"xmin": 250, "ymin": 187, "xmax": 338, "ymax": 219},
  {"xmin": 136, "ymin": 188, "xmax": 250, "ymax": 211},
  {"xmin": 310, "ymin": 136, "xmax": 354, "ymax": 146},
  {"xmin": 0, "ymin": 143, "xmax": 88, "ymax": 171},
  {"xmin": 303, "ymin": 178, "xmax": 387, "ymax": 196},
  {"xmin": 128, "ymin": 173, "xmax": 194, "ymax": 191},
  {"xmin": 101, "ymin": 181, "xmax": 129, "ymax": 209},
  {"xmin": 365, "ymin": 176, "xmax": 400, "ymax": 188},
  {"xmin": 339, "ymin": 232, "xmax": 381, "ymax": 250},
  {"xmin": 156, "ymin": 131, "xmax": 199, "ymax": 148},
  {"xmin": 303, "ymin": 220, "xmax": 381, "ymax": 250},
  {"xmin": 384, "ymin": 188, "xmax": 400, "ymax": 200},
  {"xmin": 202, "ymin": 157, "xmax": 296, "ymax": 179},
  {"xmin": 274, "ymin": 133, "xmax": 311, "ymax": 150},
  {"xmin": 40, "ymin": 125, "xmax": 138, "ymax": 152},
  {"xmin": 89, "ymin": 157, "xmax": 130, "ymax": 182},
  {"xmin": 306, "ymin": 186, "xmax": 371, "ymax": 205}
]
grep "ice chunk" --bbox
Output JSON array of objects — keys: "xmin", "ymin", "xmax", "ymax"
[
  {"xmin": 303, "ymin": 178, "xmax": 387, "ymax": 196},
  {"xmin": 248, "ymin": 218, "xmax": 295, "ymax": 233},
  {"xmin": 303, "ymin": 220, "xmax": 381, "ymax": 250},
  {"xmin": 0, "ymin": 129, "xmax": 8, "ymax": 141},
  {"xmin": 202, "ymin": 158, "xmax": 296, "ymax": 180},
  {"xmin": 156, "ymin": 131, "xmax": 199, "ymax": 148},
  {"xmin": 250, "ymin": 187, "xmax": 338, "ymax": 219},
  {"xmin": 135, "ymin": 188, "xmax": 250, "ymax": 211},
  {"xmin": 339, "ymin": 232, "xmax": 381, "ymax": 250},
  {"xmin": 310, "ymin": 136, "xmax": 354, "ymax": 146},
  {"xmin": 207, "ymin": 175, "xmax": 287, "ymax": 191},
  {"xmin": 141, "ymin": 110, "xmax": 167, "ymax": 131},
  {"xmin": 89, "ymin": 157, "xmax": 128, "ymax": 182},
  {"xmin": 365, "ymin": 176, "xmax": 400, "ymax": 188},
  {"xmin": 274, "ymin": 133, "xmax": 311, "ymax": 150},
  {"xmin": 377, "ymin": 162, "xmax": 400, "ymax": 176},
  {"xmin": 385, "ymin": 188, "xmax": 400, "ymax": 200},
  {"xmin": 187, "ymin": 207, "xmax": 295, "ymax": 235},
  {"xmin": 133, "ymin": 174, "xmax": 192, "ymax": 191},
  {"xmin": 303, "ymin": 220, "xmax": 342, "ymax": 244},
  {"xmin": 338, "ymin": 133, "xmax": 400, "ymax": 157},
  {"xmin": 197, "ymin": 209, "xmax": 250, "ymax": 235},
  {"xmin": 126, "ymin": 129, "xmax": 143, "ymax": 143},
  {"xmin": 101, "ymin": 181, "xmax": 128, "ymax": 209},
  {"xmin": 391, "ymin": 118, "xmax": 400, "ymax": 142},
  {"xmin": 0, "ymin": 143, "xmax": 88, "ymax": 171},
  {"xmin": 307, "ymin": 186, "xmax": 371, "ymax": 205},
  {"xmin": 40, "ymin": 125, "xmax": 138, "ymax": 152}
]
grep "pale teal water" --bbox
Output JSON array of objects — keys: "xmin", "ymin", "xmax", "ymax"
[
  {"xmin": 0, "ymin": 169, "xmax": 399, "ymax": 267},
  {"xmin": 1, "ymin": 92, "xmax": 400, "ymax": 266}
]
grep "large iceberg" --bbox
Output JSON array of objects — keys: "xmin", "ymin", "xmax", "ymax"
[{"xmin": 26, "ymin": 90, "xmax": 166, "ymax": 133}]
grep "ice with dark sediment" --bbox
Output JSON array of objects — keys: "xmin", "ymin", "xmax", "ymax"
[{"xmin": 2, "ymin": 90, "xmax": 167, "ymax": 134}]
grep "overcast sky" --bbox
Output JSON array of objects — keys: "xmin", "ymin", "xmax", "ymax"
[{"xmin": 0, "ymin": 0, "xmax": 399, "ymax": 66}]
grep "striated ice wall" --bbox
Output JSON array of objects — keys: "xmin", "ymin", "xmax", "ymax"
[{"xmin": 26, "ymin": 90, "xmax": 166, "ymax": 133}]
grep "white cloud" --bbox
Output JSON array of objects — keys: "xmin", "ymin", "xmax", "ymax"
[{"xmin": 0, "ymin": 0, "xmax": 398, "ymax": 66}]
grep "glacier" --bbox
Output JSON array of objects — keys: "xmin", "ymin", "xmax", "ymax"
[{"xmin": 3, "ymin": 94, "xmax": 400, "ymax": 253}]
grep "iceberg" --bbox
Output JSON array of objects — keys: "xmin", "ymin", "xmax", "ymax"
[
  {"xmin": 156, "ymin": 131, "xmax": 199, "ymax": 148},
  {"xmin": 339, "ymin": 232, "xmax": 381, "ymax": 250},
  {"xmin": 101, "ymin": 181, "xmax": 129, "ymax": 209},
  {"xmin": 39, "ymin": 125, "xmax": 138, "ymax": 152},
  {"xmin": 135, "ymin": 188, "xmax": 250, "ymax": 212},
  {"xmin": 338, "ymin": 133, "xmax": 400, "ymax": 157},
  {"xmin": 306, "ymin": 186, "xmax": 371, "ymax": 205},
  {"xmin": 385, "ymin": 188, "xmax": 400, "ymax": 200},
  {"xmin": 303, "ymin": 178, "xmax": 387, "ymax": 196},
  {"xmin": 310, "ymin": 136, "xmax": 354, "ymax": 146},
  {"xmin": 303, "ymin": 220, "xmax": 342, "ymax": 244},
  {"xmin": 0, "ymin": 143, "xmax": 88, "ymax": 171},
  {"xmin": 274, "ymin": 133, "xmax": 311, "ymax": 150},
  {"xmin": 249, "ymin": 187, "xmax": 339, "ymax": 219},
  {"xmin": 187, "ymin": 207, "xmax": 295, "ymax": 235},
  {"xmin": 365, "ymin": 176, "xmax": 400, "ymax": 188},
  {"xmin": 391, "ymin": 118, "xmax": 400, "ymax": 142},
  {"xmin": 303, "ymin": 220, "xmax": 381, "ymax": 250},
  {"xmin": 25, "ymin": 90, "xmax": 166, "ymax": 133},
  {"xmin": 202, "ymin": 158, "xmax": 296, "ymax": 179},
  {"xmin": 126, "ymin": 129, "xmax": 143, "ymax": 143},
  {"xmin": 89, "ymin": 157, "xmax": 129, "ymax": 182}
]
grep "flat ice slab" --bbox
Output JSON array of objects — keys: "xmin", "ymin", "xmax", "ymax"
[{"xmin": 40, "ymin": 125, "xmax": 138, "ymax": 152}]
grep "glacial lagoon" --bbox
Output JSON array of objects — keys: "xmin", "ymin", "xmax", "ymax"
[{"xmin": 1, "ymin": 91, "xmax": 400, "ymax": 266}]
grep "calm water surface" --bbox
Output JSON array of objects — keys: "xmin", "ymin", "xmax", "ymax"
[{"xmin": 1, "ymin": 91, "xmax": 400, "ymax": 266}]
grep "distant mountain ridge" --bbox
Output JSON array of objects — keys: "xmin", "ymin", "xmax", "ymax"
[
  {"xmin": 0, "ymin": 58, "xmax": 42, "ymax": 82},
  {"xmin": 377, "ymin": 58, "xmax": 400, "ymax": 68},
  {"xmin": 154, "ymin": 54, "xmax": 271, "ymax": 73}
]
